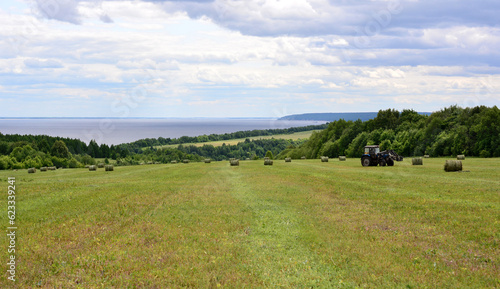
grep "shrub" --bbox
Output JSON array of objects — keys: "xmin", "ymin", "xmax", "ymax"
[
  {"xmin": 479, "ymin": 150, "xmax": 491, "ymax": 158},
  {"xmin": 0, "ymin": 156, "xmax": 12, "ymax": 170},
  {"xmin": 68, "ymin": 158, "xmax": 80, "ymax": 168},
  {"xmin": 265, "ymin": 151, "xmax": 273, "ymax": 159}
]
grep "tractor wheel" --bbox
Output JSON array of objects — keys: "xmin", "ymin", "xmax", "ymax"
[
  {"xmin": 387, "ymin": 159, "xmax": 394, "ymax": 166},
  {"xmin": 379, "ymin": 159, "xmax": 387, "ymax": 166},
  {"xmin": 361, "ymin": 157, "xmax": 371, "ymax": 167}
]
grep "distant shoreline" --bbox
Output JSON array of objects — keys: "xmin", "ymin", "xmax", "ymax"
[{"xmin": 0, "ymin": 117, "xmax": 276, "ymax": 120}]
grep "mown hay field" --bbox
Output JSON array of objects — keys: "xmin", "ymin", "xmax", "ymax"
[
  {"xmin": 0, "ymin": 158, "xmax": 498, "ymax": 288},
  {"xmin": 155, "ymin": 130, "xmax": 318, "ymax": 149}
]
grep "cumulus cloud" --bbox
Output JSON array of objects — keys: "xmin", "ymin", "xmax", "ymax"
[
  {"xmin": 34, "ymin": 0, "xmax": 83, "ymax": 24},
  {"xmin": 2, "ymin": 0, "xmax": 498, "ymax": 117},
  {"xmin": 24, "ymin": 58, "xmax": 64, "ymax": 68}
]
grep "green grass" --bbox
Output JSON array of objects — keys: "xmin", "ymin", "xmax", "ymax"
[
  {"xmin": 1, "ymin": 158, "xmax": 499, "ymax": 288},
  {"xmin": 155, "ymin": 130, "xmax": 318, "ymax": 148}
]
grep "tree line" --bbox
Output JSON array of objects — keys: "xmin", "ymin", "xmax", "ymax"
[
  {"xmin": 1, "ymin": 105, "xmax": 498, "ymax": 170},
  {"xmin": 0, "ymin": 125, "xmax": 312, "ymax": 169},
  {"xmin": 120, "ymin": 124, "xmax": 327, "ymax": 153},
  {"xmin": 278, "ymin": 105, "xmax": 500, "ymax": 159}
]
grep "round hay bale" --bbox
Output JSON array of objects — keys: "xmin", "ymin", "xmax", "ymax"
[
  {"xmin": 230, "ymin": 159, "xmax": 239, "ymax": 166},
  {"xmin": 105, "ymin": 165, "xmax": 114, "ymax": 171},
  {"xmin": 171, "ymin": 160, "xmax": 177, "ymax": 164},
  {"xmin": 40, "ymin": 166, "xmax": 48, "ymax": 172},
  {"xmin": 339, "ymin": 156, "xmax": 346, "ymax": 161},
  {"xmin": 412, "ymin": 158, "xmax": 423, "ymax": 165},
  {"xmin": 28, "ymin": 168, "xmax": 36, "ymax": 173},
  {"xmin": 264, "ymin": 159, "xmax": 273, "ymax": 166},
  {"xmin": 424, "ymin": 155, "xmax": 430, "ymax": 158},
  {"xmin": 49, "ymin": 166, "xmax": 56, "ymax": 171},
  {"xmin": 301, "ymin": 156, "xmax": 306, "ymax": 160},
  {"xmin": 89, "ymin": 165, "xmax": 97, "ymax": 171},
  {"xmin": 97, "ymin": 163, "xmax": 105, "ymax": 168},
  {"xmin": 204, "ymin": 159, "xmax": 211, "ymax": 163},
  {"xmin": 285, "ymin": 157, "xmax": 292, "ymax": 162},
  {"xmin": 183, "ymin": 159, "xmax": 190, "ymax": 164},
  {"xmin": 444, "ymin": 160, "xmax": 462, "ymax": 172},
  {"xmin": 84, "ymin": 165, "xmax": 90, "ymax": 168},
  {"xmin": 246, "ymin": 158, "xmax": 250, "ymax": 161},
  {"xmin": 321, "ymin": 156, "xmax": 329, "ymax": 162},
  {"xmin": 457, "ymin": 155, "xmax": 465, "ymax": 160}
]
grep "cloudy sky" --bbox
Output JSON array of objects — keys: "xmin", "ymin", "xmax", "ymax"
[{"xmin": 1, "ymin": 0, "xmax": 499, "ymax": 118}]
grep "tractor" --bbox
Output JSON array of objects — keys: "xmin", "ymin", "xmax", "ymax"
[{"xmin": 361, "ymin": 145, "xmax": 403, "ymax": 167}]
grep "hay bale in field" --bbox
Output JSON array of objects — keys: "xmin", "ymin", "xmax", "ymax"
[
  {"xmin": 412, "ymin": 158, "xmax": 423, "ymax": 165},
  {"xmin": 285, "ymin": 157, "xmax": 292, "ymax": 162},
  {"xmin": 301, "ymin": 156, "xmax": 306, "ymax": 160},
  {"xmin": 339, "ymin": 156, "xmax": 346, "ymax": 161},
  {"xmin": 444, "ymin": 160, "xmax": 462, "ymax": 172},
  {"xmin": 28, "ymin": 168, "xmax": 36, "ymax": 173},
  {"xmin": 246, "ymin": 158, "xmax": 250, "ymax": 161},
  {"xmin": 49, "ymin": 166, "xmax": 56, "ymax": 171},
  {"xmin": 105, "ymin": 165, "xmax": 114, "ymax": 171},
  {"xmin": 230, "ymin": 159, "xmax": 239, "ymax": 166},
  {"xmin": 457, "ymin": 155, "xmax": 465, "ymax": 160},
  {"xmin": 40, "ymin": 167, "xmax": 48, "ymax": 172},
  {"xmin": 264, "ymin": 159, "xmax": 273, "ymax": 165},
  {"xmin": 88, "ymin": 165, "xmax": 96, "ymax": 171},
  {"xmin": 97, "ymin": 163, "xmax": 105, "ymax": 168},
  {"xmin": 321, "ymin": 156, "xmax": 329, "ymax": 162},
  {"xmin": 154, "ymin": 162, "xmax": 160, "ymax": 164},
  {"xmin": 424, "ymin": 155, "xmax": 430, "ymax": 158},
  {"xmin": 171, "ymin": 160, "xmax": 177, "ymax": 164},
  {"xmin": 204, "ymin": 159, "xmax": 211, "ymax": 163},
  {"xmin": 182, "ymin": 159, "xmax": 190, "ymax": 164}
]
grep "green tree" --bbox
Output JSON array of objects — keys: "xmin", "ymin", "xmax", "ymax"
[
  {"xmin": 265, "ymin": 150, "xmax": 273, "ymax": 159},
  {"xmin": 51, "ymin": 140, "xmax": 70, "ymax": 158}
]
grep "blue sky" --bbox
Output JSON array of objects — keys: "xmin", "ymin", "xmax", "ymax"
[{"xmin": 1, "ymin": 0, "xmax": 499, "ymax": 117}]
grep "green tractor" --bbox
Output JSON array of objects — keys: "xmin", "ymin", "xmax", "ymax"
[{"xmin": 361, "ymin": 145, "xmax": 403, "ymax": 167}]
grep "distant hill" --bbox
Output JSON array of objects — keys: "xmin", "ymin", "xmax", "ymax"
[
  {"xmin": 279, "ymin": 112, "xmax": 378, "ymax": 122},
  {"xmin": 279, "ymin": 112, "xmax": 431, "ymax": 122}
]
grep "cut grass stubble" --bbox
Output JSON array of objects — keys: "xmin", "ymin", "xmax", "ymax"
[{"xmin": 1, "ymin": 158, "xmax": 498, "ymax": 288}]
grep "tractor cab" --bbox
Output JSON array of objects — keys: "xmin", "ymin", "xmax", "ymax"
[{"xmin": 364, "ymin": 145, "xmax": 380, "ymax": 155}]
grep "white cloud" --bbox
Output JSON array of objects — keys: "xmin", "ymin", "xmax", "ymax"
[
  {"xmin": 0, "ymin": 0, "xmax": 498, "ymax": 117},
  {"xmin": 24, "ymin": 58, "xmax": 63, "ymax": 68}
]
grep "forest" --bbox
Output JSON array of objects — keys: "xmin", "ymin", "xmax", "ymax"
[
  {"xmin": 278, "ymin": 105, "xmax": 500, "ymax": 159},
  {"xmin": 0, "ymin": 105, "xmax": 498, "ymax": 170},
  {"xmin": 0, "ymin": 125, "xmax": 314, "ymax": 169}
]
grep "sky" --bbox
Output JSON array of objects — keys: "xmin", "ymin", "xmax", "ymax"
[{"xmin": 0, "ymin": 0, "xmax": 499, "ymax": 118}]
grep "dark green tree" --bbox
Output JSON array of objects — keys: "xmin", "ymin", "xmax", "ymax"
[{"xmin": 51, "ymin": 140, "xmax": 70, "ymax": 158}]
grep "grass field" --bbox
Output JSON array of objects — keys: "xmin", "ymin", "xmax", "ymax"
[
  {"xmin": 1, "ymin": 158, "xmax": 499, "ymax": 288},
  {"xmin": 154, "ymin": 130, "xmax": 317, "ymax": 149}
]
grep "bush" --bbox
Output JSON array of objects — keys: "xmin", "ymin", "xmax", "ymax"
[
  {"xmin": 265, "ymin": 151, "xmax": 273, "ymax": 159},
  {"xmin": 68, "ymin": 158, "xmax": 81, "ymax": 168},
  {"xmin": 0, "ymin": 156, "xmax": 12, "ymax": 170},
  {"xmin": 51, "ymin": 156, "xmax": 68, "ymax": 168},
  {"xmin": 479, "ymin": 150, "xmax": 491, "ymax": 158}
]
